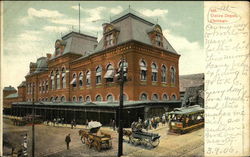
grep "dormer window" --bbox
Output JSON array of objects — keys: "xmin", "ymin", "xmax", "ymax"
[
  {"xmin": 106, "ymin": 34, "xmax": 114, "ymax": 47},
  {"xmin": 103, "ymin": 23, "xmax": 119, "ymax": 48},
  {"xmin": 148, "ymin": 24, "xmax": 163, "ymax": 48},
  {"xmin": 155, "ymin": 34, "xmax": 163, "ymax": 47}
]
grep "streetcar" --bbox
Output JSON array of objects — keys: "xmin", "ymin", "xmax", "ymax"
[{"xmin": 168, "ymin": 105, "xmax": 204, "ymax": 134}]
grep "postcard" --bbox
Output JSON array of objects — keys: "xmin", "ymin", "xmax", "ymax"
[{"xmin": 1, "ymin": 1, "xmax": 249, "ymax": 157}]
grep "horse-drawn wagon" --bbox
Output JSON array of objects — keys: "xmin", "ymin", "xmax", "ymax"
[
  {"xmin": 79, "ymin": 121, "xmax": 112, "ymax": 151},
  {"xmin": 123, "ymin": 121, "xmax": 160, "ymax": 148}
]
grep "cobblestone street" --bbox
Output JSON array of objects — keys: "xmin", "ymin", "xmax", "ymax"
[{"xmin": 3, "ymin": 117, "xmax": 203, "ymax": 157}]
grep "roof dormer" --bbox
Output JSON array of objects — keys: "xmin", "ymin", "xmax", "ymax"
[
  {"xmin": 54, "ymin": 39, "xmax": 66, "ymax": 56},
  {"xmin": 102, "ymin": 23, "xmax": 120, "ymax": 48},
  {"xmin": 148, "ymin": 24, "xmax": 163, "ymax": 48}
]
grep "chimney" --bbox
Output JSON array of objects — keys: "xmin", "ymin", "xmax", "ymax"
[{"xmin": 47, "ymin": 53, "xmax": 52, "ymax": 59}]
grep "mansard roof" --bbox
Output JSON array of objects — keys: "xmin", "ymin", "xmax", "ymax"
[
  {"xmin": 3, "ymin": 86, "xmax": 16, "ymax": 91},
  {"xmin": 94, "ymin": 8, "xmax": 177, "ymax": 54},
  {"xmin": 50, "ymin": 32, "xmax": 98, "ymax": 60}
]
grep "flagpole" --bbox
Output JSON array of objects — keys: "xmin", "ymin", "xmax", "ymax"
[{"xmin": 79, "ymin": 3, "xmax": 80, "ymax": 33}]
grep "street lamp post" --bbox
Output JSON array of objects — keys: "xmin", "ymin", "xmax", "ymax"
[
  {"xmin": 118, "ymin": 58, "xmax": 125, "ymax": 157},
  {"xmin": 32, "ymin": 83, "xmax": 35, "ymax": 157}
]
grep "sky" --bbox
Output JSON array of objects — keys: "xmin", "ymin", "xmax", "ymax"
[{"xmin": 2, "ymin": 1, "xmax": 204, "ymax": 89}]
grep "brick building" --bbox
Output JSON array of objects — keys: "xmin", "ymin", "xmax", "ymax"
[
  {"xmin": 3, "ymin": 83, "xmax": 26, "ymax": 114},
  {"xmin": 10, "ymin": 9, "xmax": 181, "ymax": 126}
]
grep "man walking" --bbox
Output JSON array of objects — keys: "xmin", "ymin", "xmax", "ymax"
[{"xmin": 65, "ymin": 134, "xmax": 71, "ymax": 150}]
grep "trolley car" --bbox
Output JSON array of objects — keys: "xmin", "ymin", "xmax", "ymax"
[{"xmin": 168, "ymin": 105, "xmax": 204, "ymax": 134}]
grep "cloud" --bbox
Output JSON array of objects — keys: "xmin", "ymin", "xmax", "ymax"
[
  {"xmin": 49, "ymin": 18, "xmax": 78, "ymax": 26},
  {"xmin": 83, "ymin": 7, "xmax": 107, "ymax": 22},
  {"xmin": 17, "ymin": 30, "xmax": 43, "ymax": 41},
  {"xmin": 163, "ymin": 29, "xmax": 204, "ymax": 75},
  {"xmin": 110, "ymin": 6, "xmax": 124, "ymax": 14},
  {"xmin": 27, "ymin": 8, "xmax": 64, "ymax": 18},
  {"xmin": 71, "ymin": 5, "xmax": 84, "ymax": 11},
  {"xmin": 43, "ymin": 26, "xmax": 69, "ymax": 33},
  {"xmin": 138, "ymin": 9, "xmax": 168, "ymax": 17},
  {"xmin": 20, "ymin": 8, "xmax": 65, "ymax": 25}
]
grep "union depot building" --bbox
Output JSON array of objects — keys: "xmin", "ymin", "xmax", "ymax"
[{"xmin": 6, "ymin": 9, "xmax": 181, "ymax": 127}]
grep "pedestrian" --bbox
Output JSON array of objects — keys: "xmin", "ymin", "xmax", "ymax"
[
  {"xmin": 162, "ymin": 114, "xmax": 166, "ymax": 126},
  {"xmin": 71, "ymin": 120, "xmax": 74, "ymax": 129},
  {"xmin": 109, "ymin": 119, "xmax": 113, "ymax": 129},
  {"xmin": 23, "ymin": 133, "xmax": 28, "ymax": 157},
  {"xmin": 65, "ymin": 134, "xmax": 71, "ymax": 150},
  {"xmin": 73, "ymin": 119, "xmax": 77, "ymax": 128},
  {"xmin": 112, "ymin": 119, "xmax": 116, "ymax": 131},
  {"xmin": 86, "ymin": 119, "xmax": 89, "ymax": 128}
]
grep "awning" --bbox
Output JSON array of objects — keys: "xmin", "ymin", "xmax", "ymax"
[
  {"xmin": 62, "ymin": 73, "xmax": 65, "ymax": 77},
  {"xmin": 70, "ymin": 78, "xmax": 76, "ymax": 84},
  {"xmin": 88, "ymin": 121, "xmax": 102, "ymax": 129},
  {"xmin": 86, "ymin": 74, "xmax": 90, "ymax": 79},
  {"xmin": 104, "ymin": 70, "xmax": 114, "ymax": 78},
  {"xmin": 152, "ymin": 69, "xmax": 158, "ymax": 72},
  {"xmin": 79, "ymin": 75, "xmax": 83, "ymax": 80},
  {"xmin": 57, "ymin": 74, "xmax": 60, "ymax": 78},
  {"xmin": 140, "ymin": 66, "xmax": 147, "ymax": 71},
  {"xmin": 50, "ymin": 76, "xmax": 54, "ymax": 79},
  {"xmin": 96, "ymin": 72, "xmax": 101, "ymax": 76}
]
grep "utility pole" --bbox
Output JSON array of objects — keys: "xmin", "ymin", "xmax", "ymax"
[
  {"xmin": 118, "ymin": 58, "xmax": 124, "ymax": 157},
  {"xmin": 32, "ymin": 83, "xmax": 35, "ymax": 157}
]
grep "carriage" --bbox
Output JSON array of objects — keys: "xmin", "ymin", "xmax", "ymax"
[
  {"xmin": 123, "ymin": 121, "xmax": 160, "ymax": 148},
  {"xmin": 79, "ymin": 121, "xmax": 112, "ymax": 151}
]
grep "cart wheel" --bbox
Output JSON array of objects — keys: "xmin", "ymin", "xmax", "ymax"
[
  {"xmin": 150, "ymin": 138, "xmax": 160, "ymax": 147},
  {"xmin": 97, "ymin": 144, "xmax": 101, "ymax": 152},
  {"xmin": 80, "ymin": 136, "xmax": 85, "ymax": 144}
]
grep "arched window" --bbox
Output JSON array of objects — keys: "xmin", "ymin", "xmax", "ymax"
[
  {"xmin": 42, "ymin": 81, "xmax": 45, "ymax": 93},
  {"xmin": 45, "ymin": 80, "xmax": 48, "ymax": 92},
  {"xmin": 50, "ymin": 71, "xmax": 54, "ymax": 90},
  {"xmin": 140, "ymin": 93, "xmax": 147, "ymax": 101},
  {"xmin": 104, "ymin": 64, "xmax": 114, "ymax": 82},
  {"xmin": 140, "ymin": 60, "xmax": 147, "ymax": 80},
  {"xmin": 61, "ymin": 96, "xmax": 65, "ymax": 102},
  {"xmin": 170, "ymin": 66, "xmax": 176, "ymax": 85},
  {"xmin": 152, "ymin": 94, "xmax": 158, "ymax": 101},
  {"xmin": 96, "ymin": 66, "xmax": 102, "ymax": 84},
  {"xmin": 39, "ymin": 82, "xmax": 42, "ymax": 93},
  {"xmin": 122, "ymin": 94, "xmax": 128, "ymax": 101},
  {"xmin": 95, "ymin": 95, "xmax": 102, "ymax": 102},
  {"xmin": 162, "ymin": 94, "xmax": 168, "ymax": 101},
  {"xmin": 79, "ymin": 96, "xmax": 83, "ymax": 102},
  {"xmin": 71, "ymin": 73, "xmax": 77, "ymax": 88},
  {"xmin": 56, "ymin": 70, "xmax": 60, "ymax": 89},
  {"xmin": 107, "ymin": 94, "xmax": 114, "ymax": 102},
  {"xmin": 161, "ymin": 65, "xmax": 167, "ymax": 83},
  {"xmin": 86, "ymin": 96, "xmax": 91, "ymax": 102},
  {"xmin": 86, "ymin": 70, "xmax": 91, "ymax": 85},
  {"xmin": 151, "ymin": 63, "xmax": 158, "ymax": 82},
  {"xmin": 50, "ymin": 97, "xmax": 54, "ymax": 102},
  {"xmin": 55, "ymin": 96, "xmax": 59, "ymax": 102},
  {"xmin": 171, "ymin": 94, "xmax": 177, "ymax": 100},
  {"xmin": 62, "ymin": 68, "xmax": 66, "ymax": 88},
  {"xmin": 72, "ymin": 96, "xmax": 77, "ymax": 102},
  {"xmin": 79, "ymin": 72, "xmax": 83, "ymax": 87}
]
